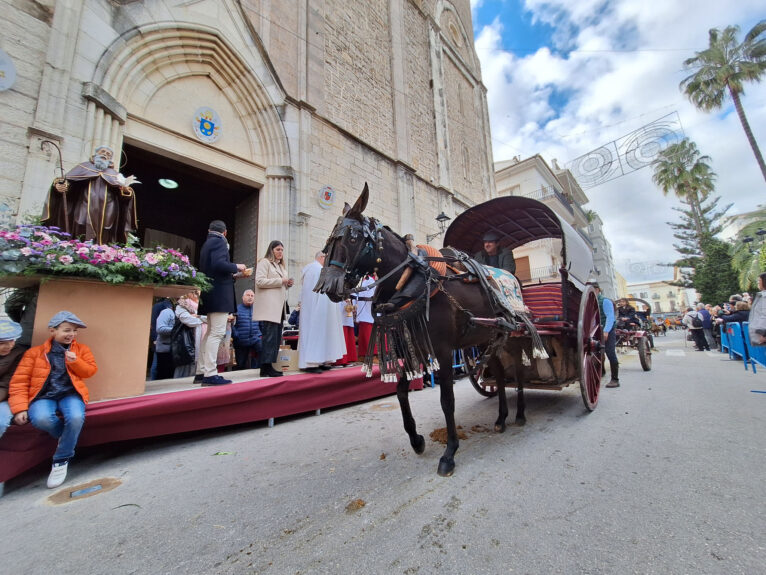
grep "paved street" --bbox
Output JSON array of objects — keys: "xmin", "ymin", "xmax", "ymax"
[{"xmin": 2, "ymin": 329, "xmax": 764, "ymax": 575}]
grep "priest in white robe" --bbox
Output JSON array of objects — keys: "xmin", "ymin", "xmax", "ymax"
[{"xmin": 298, "ymin": 251, "xmax": 346, "ymax": 371}]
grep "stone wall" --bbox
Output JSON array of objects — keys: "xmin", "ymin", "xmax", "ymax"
[{"xmin": 1, "ymin": 0, "xmax": 495, "ymax": 297}]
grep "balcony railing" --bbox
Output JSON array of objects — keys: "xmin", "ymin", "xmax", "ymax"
[
  {"xmin": 521, "ymin": 186, "xmax": 574, "ymax": 215},
  {"xmin": 517, "ymin": 264, "xmax": 559, "ymax": 283}
]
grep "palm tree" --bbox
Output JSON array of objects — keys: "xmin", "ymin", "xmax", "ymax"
[
  {"xmin": 652, "ymin": 139, "xmax": 716, "ymax": 245},
  {"xmin": 730, "ymin": 208, "xmax": 766, "ymax": 289},
  {"xmin": 680, "ymin": 21, "xmax": 766, "ymax": 184}
]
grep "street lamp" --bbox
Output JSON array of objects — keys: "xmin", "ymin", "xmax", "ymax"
[{"xmin": 426, "ymin": 211, "xmax": 451, "ymax": 244}]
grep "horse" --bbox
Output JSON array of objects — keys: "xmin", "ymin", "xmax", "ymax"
[{"xmin": 314, "ymin": 184, "xmax": 543, "ymax": 476}]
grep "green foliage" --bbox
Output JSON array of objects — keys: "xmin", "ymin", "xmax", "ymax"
[
  {"xmin": 694, "ymin": 237, "xmax": 741, "ymax": 304},
  {"xmin": 680, "ymin": 21, "xmax": 766, "ymax": 182},
  {"xmin": 729, "ymin": 208, "xmax": 766, "ymax": 290},
  {"xmin": 665, "ymin": 193, "xmax": 732, "ymax": 288},
  {"xmin": 0, "ymin": 225, "xmax": 211, "ymax": 291}
]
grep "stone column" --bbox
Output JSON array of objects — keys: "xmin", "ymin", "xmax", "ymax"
[
  {"xmin": 17, "ymin": 0, "xmax": 87, "ymax": 220},
  {"xmin": 429, "ymin": 24, "xmax": 451, "ymax": 189},
  {"xmin": 260, "ymin": 166, "xmax": 295, "ymax": 274}
]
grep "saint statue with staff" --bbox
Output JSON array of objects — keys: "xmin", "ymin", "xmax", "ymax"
[{"xmin": 41, "ymin": 145, "xmax": 138, "ymax": 245}]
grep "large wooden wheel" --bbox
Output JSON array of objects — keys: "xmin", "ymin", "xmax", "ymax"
[
  {"xmin": 638, "ymin": 335, "xmax": 652, "ymax": 371},
  {"xmin": 577, "ymin": 286, "xmax": 604, "ymax": 411},
  {"xmin": 463, "ymin": 347, "xmax": 498, "ymax": 397}
]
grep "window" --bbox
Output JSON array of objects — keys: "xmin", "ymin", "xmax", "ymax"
[{"xmin": 640, "ymin": 292, "xmax": 648, "ymax": 298}]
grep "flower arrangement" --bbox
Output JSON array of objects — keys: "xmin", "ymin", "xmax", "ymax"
[{"xmin": 0, "ymin": 225, "xmax": 210, "ymax": 290}]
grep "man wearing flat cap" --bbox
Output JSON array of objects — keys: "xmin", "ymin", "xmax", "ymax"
[{"xmin": 473, "ymin": 231, "xmax": 516, "ymax": 274}]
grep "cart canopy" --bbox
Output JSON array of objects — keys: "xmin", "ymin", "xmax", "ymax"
[{"xmin": 443, "ymin": 196, "xmax": 595, "ymax": 290}]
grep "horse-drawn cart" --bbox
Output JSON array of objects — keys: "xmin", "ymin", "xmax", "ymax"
[
  {"xmin": 614, "ymin": 296, "xmax": 653, "ymax": 371},
  {"xmin": 443, "ymin": 196, "xmax": 604, "ymax": 410},
  {"xmin": 316, "ymin": 186, "xmax": 604, "ymax": 476}
]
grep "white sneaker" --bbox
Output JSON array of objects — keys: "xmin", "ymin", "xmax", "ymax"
[{"xmin": 47, "ymin": 462, "xmax": 68, "ymax": 489}]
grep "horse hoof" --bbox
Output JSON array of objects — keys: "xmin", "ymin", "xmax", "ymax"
[
  {"xmin": 411, "ymin": 434, "xmax": 426, "ymax": 454},
  {"xmin": 494, "ymin": 422, "xmax": 506, "ymax": 433},
  {"xmin": 437, "ymin": 456, "xmax": 455, "ymax": 477},
  {"xmin": 515, "ymin": 417, "xmax": 527, "ymax": 426}
]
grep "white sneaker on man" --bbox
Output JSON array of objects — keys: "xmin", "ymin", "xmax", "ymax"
[{"xmin": 47, "ymin": 462, "xmax": 68, "ymax": 488}]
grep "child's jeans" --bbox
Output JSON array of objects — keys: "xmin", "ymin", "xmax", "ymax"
[
  {"xmin": 0, "ymin": 401, "xmax": 12, "ymax": 439},
  {"xmin": 28, "ymin": 395, "xmax": 86, "ymax": 463}
]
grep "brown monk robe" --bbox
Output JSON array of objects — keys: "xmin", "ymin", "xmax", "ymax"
[{"xmin": 41, "ymin": 146, "xmax": 138, "ymax": 244}]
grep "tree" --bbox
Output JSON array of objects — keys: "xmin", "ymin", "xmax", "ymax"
[
  {"xmin": 729, "ymin": 207, "xmax": 766, "ymax": 290},
  {"xmin": 694, "ymin": 237, "xmax": 742, "ymax": 305},
  {"xmin": 680, "ymin": 21, "xmax": 766, "ymax": 184},
  {"xmin": 652, "ymin": 139, "xmax": 716, "ymax": 246},
  {"xmin": 665, "ymin": 193, "xmax": 732, "ymax": 288}
]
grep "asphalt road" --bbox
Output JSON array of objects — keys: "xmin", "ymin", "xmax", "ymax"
[{"xmin": 2, "ymin": 330, "xmax": 764, "ymax": 575}]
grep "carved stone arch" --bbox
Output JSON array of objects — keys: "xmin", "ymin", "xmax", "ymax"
[
  {"xmin": 434, "ymin": 0, "xmax": 479, "ymax": 76},
  {"xmin": 87, "ymin": 22, "xmax": 290, "ymax": 169}
]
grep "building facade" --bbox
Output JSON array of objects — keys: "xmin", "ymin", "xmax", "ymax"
[
  {"xmin": 0, "ymin": 0, "xmax": 494, "ymax": 303},
  {"xmin": 626, "ymin": 268, "xmax": 694, "ymax": 316},
  {"xmin": 585, "ymin": 213, "xmax": 618, "ymax": 299},
  {"xmin": 493, "ymin": 154, "xmax": 617, "ymax": 292}
]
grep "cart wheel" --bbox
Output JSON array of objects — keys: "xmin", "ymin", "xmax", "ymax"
[
  {"xmin": 638, "ymin": 336, "xmax": 652, "ymax": 371},
  {"xmin": 578, "ymin": 286, "xmax": 604, "ymax": 411},
  {"xmin": 463, "ymin": 347, "xmax": 498, "ymax": 397}
]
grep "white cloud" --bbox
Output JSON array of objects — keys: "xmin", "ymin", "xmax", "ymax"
[{"xmin": 475, "ymin": 0, "xmax": 766, "ymax": 281}]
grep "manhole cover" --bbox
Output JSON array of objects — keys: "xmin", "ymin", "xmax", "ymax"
[
  {"xmin": 48, "ymin": 477, "xmax": 121, "ymax": 505},
  {"xmin": 369, "ymin": 401, "xmax": 398, "ymax": 412}
]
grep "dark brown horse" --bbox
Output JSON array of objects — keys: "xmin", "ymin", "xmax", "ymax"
[{"xmin": 314, "ymin": 185, "xmax": 542, "ymax": 476}]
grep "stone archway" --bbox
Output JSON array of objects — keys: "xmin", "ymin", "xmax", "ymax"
[{"xmin": 82, "ymin": 22, "xmax": 293, "ymax": 259}]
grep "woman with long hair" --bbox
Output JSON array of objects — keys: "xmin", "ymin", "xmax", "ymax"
[{"xmin": 252, "ymin": 240, "xmax": 294, "ymax": 377}]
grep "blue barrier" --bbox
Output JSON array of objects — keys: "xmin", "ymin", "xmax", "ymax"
[
  {"xmin": 726, "ymin": 322, "xmax": 750, "ymax": 370},
  {"xmin": 720, "ymin": 324, "xmax": 731, "ymax": 356},
  {"xmin": 743, "ymin": 322, "xmax": 766, "ymax": 373}
]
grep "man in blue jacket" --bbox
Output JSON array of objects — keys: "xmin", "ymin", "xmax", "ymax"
[
  {"xmin": 232, "ymin": 289, "xmax": 262, "ymax": 370},
  {"xmin": 196, "ymin": 220, "xmax": 246, "ymax": 386},
  {"xmin": 589, "ymin": 282, "xmax": 619, "ymax": 388}
]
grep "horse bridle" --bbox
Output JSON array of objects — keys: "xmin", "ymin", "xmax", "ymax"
[{"xmin": 324, "ymin": 214, "xmax": 385, "ymax": 288}]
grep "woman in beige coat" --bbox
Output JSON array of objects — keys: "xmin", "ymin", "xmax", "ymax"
[{"xmin": 253, "ymin": 240, "xmax": 294, "ymax": 377}]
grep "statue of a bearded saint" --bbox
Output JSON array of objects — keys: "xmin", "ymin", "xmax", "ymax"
[{"xmin": 41, "ymin": 145, "xmax": 138, "ymax": 245}]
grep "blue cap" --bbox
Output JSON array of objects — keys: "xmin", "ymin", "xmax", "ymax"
[
  {"xmin": 0, "ymin": 318, "xmax": 22, "ymax": 341},
  {"xmin": 48, "ymin": 311, "xmax": 87, "ymax": 328}
]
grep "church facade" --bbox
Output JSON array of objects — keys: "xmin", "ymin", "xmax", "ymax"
[{"xmin": 0, "ymin": 0, "xmax": 494, "ymax": 298}]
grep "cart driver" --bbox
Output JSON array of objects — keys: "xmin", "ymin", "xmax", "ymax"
[
  {"xmin": 473, "ymin": 231, "xmax": 516, "ymax": 274},
  {"xmin": 616, "ymin": 299, "xmax": 641, "ymax": 330}
]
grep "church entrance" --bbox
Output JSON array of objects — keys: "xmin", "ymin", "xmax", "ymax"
[{"xmin": 120, "ymin": 144, "xmax": 258, "ymax": 267}]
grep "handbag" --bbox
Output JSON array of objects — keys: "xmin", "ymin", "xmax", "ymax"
[{"xmin": 171, "ymin": 318, "xmax": 196, "ymax": 366}]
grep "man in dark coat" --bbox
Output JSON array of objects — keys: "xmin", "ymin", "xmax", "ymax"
[
  {"xmin": 195, "ymin": 220, "xmax": 246, "ymax": 386},
  {"xmin": 41, "ymin": 145, "xmax": 138, "ymax": 244},
  {"xmin": 473, "ymin": 231, "xmax": 516, "ymax": 274}
]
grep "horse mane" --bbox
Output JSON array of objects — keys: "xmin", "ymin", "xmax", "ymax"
[{"xmin": 382, "ymin": 225, "xmax": 405, "ymax": 243}]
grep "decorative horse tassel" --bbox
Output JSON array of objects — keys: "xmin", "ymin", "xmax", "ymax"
[{"xmin": 362, "ymin": 297, "xmax": 438, "ymax": 382}]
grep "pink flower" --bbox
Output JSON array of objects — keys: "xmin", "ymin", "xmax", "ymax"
[
  {"xmin": 145, "ymin": 253, "xmax": 160, "ymax": 265},
  {"xmin": 20, "ymin": 247, "xmax": 34, "ymax": 256},
  {"xmin": 76, "ymin": 247, "xmax": 89, "ymax": 255},
  {"xmin": 58, "ymin": 255, "xmax": 74, "ymax": 264}
]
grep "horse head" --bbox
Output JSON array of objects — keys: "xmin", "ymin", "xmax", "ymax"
[{"xmin": 314, "ymin": 183, "xmax": 379, "ymax": 302}]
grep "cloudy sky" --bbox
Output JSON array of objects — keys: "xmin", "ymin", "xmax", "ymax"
[{"xmin": 470, "ymin": 0, "xmax": 766, "ymax": 282}]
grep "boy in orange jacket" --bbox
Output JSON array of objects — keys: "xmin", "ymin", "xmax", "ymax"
[{"xmin": 9, "ymin": 311, "xmax": 97, "ymax": 489}]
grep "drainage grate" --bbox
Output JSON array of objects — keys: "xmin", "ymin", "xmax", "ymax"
[{"xmin": 48, "ymin": 477, "xmax": 121, "ymax": 505}]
